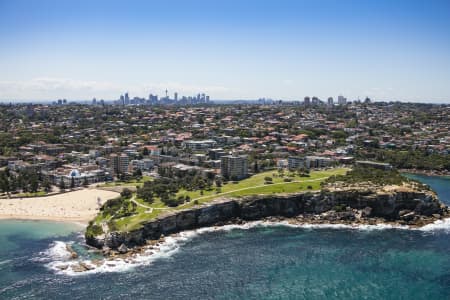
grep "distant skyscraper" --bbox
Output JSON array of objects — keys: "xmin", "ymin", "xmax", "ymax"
[
  {"xmin": 327, "ymin": 97, "xmax": 333, "ymax": 106},
  {"xmin": 174, "ymin": 92, "xmax": 178, "ymax": 101},
  {"xmin": 338, "ymin": 95, "xmax": 347, "ymax": 105},
  {"xmin": 304, "ymin": 96, "xmax": 311, "ymax": 106},
  {"xmin": 124, "ymin": 93, "xmax": 130, "ymax": 105}
]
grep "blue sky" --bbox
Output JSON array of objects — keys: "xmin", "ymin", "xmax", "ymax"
[{"xmin": 1, "ymin": 0, "xmax": 450, "ymax": 102}]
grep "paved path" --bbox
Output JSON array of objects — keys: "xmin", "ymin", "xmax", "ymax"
[
  {"xmin": 130, "ymin": 197, "xmax": 170, "ymax": 213},
  {"xmin": 130, "ymin": 176, "xmax": 330, "ymax": 212},
  {"xmin": 177, "ymin": 176, "xmax": 330, "ymax": 208}
]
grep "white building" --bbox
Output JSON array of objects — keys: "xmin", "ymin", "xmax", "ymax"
[{"xmin": 182, "ymin": 140, "xmax": 217, "ymax": 150}]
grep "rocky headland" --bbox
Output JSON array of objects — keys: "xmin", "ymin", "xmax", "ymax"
[{"xmin": 85, "ymin": 182, "xmax": 449, "ymax": 255}]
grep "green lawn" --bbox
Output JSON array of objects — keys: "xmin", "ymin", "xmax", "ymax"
[
  {"xmin": 175, "ymin": 168, "xmax": 347, "ymax": 206},
  {"xmin": 102, "ymin": 168, "xmax": 348, "ymax": 231},
  {"xmin": 98, "ymin": 176, "xmax": 153, "ymax": 188},
  {"xmin": 15, "ymin": 191, "xmax": 47, "ymax": 197}
]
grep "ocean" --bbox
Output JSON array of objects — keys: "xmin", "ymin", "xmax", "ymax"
[{"xmin": 0, "ymin": 174, "xmax": 449, "ymax": 299}]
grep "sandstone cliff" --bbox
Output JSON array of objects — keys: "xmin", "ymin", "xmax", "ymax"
[{"xmin": 86, "ymin": 187, "xmax": 447, "ymax": 250}]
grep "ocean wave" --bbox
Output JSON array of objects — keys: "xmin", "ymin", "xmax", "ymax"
[
  {"xmin": 0, "ymin": 259, "xmax": 12, "ymax": 266},
  {"xmin": 44, "ymin": 218, "xmax": 450, "ymax": 276},
  {"xmin": 43, "ymin": 235, "xmax": 185, "ymax": 276},
  {"xmin": 417, "ymin": 217, "xmax": 450, "ymax": 232},
  {"xmin": 34, "ymin": 241, "xmax": 73, "ymax": 263}
]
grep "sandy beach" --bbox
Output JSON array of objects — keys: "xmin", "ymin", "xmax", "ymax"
[{"xmin": 0, "ymin": 189, "xmax": 120, "ymax": 223}]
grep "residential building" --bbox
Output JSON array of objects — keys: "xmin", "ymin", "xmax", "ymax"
[{"xmin": 221, "ymin": 155, "xmax": 248, "ymax": 180}]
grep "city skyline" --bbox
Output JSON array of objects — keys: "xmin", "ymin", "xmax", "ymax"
[{"xmin": 1, "ymin": 0, "xmax": 450, "ymax": 103}]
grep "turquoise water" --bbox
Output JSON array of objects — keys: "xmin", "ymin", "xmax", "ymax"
[
  {"xmin": 0, "ymin": 175, "xmax": 449, "ymax": 299},
  {"xmin": 405, "ymin": 173, "xmax": 450, "ymax": 203}
]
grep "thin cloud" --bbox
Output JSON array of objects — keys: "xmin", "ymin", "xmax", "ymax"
[{"xmin": 0, "ymin": 78, "xmax": 229, "ymax": 100}]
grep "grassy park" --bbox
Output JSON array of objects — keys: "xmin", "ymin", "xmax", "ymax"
[
  {"xmin": 91, "ymin": 167, "xmax": 348, "ymax": 232},
  {"xmin": 175, "ymin": 167, "xmax": 348, "ymax": 206},
  {"xmin": 98, "ymin": 175, "xmax": 153, "ymax": 188}
]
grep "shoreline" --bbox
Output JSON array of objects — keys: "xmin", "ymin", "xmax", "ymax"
[
  {"xmin": 49, "ymin": 215, "xmax": 450, "ymax": 275},
  {"xmin": 0, "ymin": 215, "xmax": 91, "ymax": 225},
  {"xmin": 100, "ymin": 212, "xmax": 449, "ymax": 258}
]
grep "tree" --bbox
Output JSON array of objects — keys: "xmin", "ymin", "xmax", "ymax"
[
  {"xmin": 133, "ymin": 168, "xmax": 142, "ymax": 180},
  {"xmin": 137, "ymin": 186, "xmax": 154, "ymax": 204},
  {"xmin": 0, "ymin": 171, "xmax": 10, "ymax": 195},
  {"xmin": 120, "ymin": 188, "xmax": 133, "ymax": 199},
  {"xmin": 253, "ymin": 160, "xmax": 259, "ymax": 173},
  {"xmin": 177, "ymin": 195, "xmax": 185, "ymax": 204},
  {"xmin": 59, "ymin": 178, "xmax": 66, "ymax": 192},
  {"xmin": 29, "ymin": 175, "xmax": 39, "ymax": 193},
  {"xmin": 43, "ymin": 178, "xmax": 52, "ymax": 193},
  {"xmin": 215, "ymin": 177, "xmax": 222, "ymax": 187}
]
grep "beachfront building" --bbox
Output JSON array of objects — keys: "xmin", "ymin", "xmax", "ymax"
[
  {"xmin": 130, "ymin": 158, "xmax": 154, "ymax": 171},
  {"xmin": 288, "ymin": 156, "xmax": 306, "ymax": 170},
  {"xmin": 306, "ymin": 156, "xmax": 334, "ymax": 168},
  {"xmin": 51, "ymin": 169, "xmax": 107, "ymax": 187},
  {"xmin": 288, "ymin": 156, "xmax": 333, "ymax": 170},
  {"xmin": 110, "ymin": 153, "xmax": 129, "ymax": 174},
  {"xmin": 221, "ymin": 155, "xmax": 248, "ymax": 180}
]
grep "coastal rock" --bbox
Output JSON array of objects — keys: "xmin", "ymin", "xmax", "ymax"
[
  {"xmin": 400, "ymin": 212, "xmax": 416, "ymax": 221},
  {"xmin": 361, "ymin": 206, "xmax": 372, "ymax": 217},
  {"xmin": 66, "ymin": 244, "xmax": 78, "ymax": 259},
  {"xmin": 87, "ymin": 187, "xmax": 447, "ymax": 251},
  {"xmin": 118, "ymin": 244, "xmax": 128, "ymax": 254},
  {"xmin": 72, "ymin": 262, "xmax": 94, "ymax": 272}
]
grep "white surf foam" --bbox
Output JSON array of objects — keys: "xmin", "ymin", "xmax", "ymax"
[
  {"xmin": 35, "ymin": 241, "xmax": 72, "ymax": 263},
  {"xmin": 45, "ymin": 218, "xmax": 450, "ymax": 276},
  {"xmin": 417, "ymin": 217, "xmax": 450, "ymax": 233}
]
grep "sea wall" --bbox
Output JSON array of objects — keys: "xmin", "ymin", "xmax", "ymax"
[{"xmin": 86, "ymin": 188, "xmax": 447, "ymax": 250}]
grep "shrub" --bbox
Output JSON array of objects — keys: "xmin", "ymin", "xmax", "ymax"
[
  {"xmin": 85, "ymin": 221, "xmax": 104, "ymax": 238},
  {"xmin": 108, "ymin": 220, "xmax": 119, "ymax": 231}
]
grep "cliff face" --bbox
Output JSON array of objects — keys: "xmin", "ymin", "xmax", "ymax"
[{"xmin": 86, "ymin": 188, "xmax": 446, "ymax": 250}]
